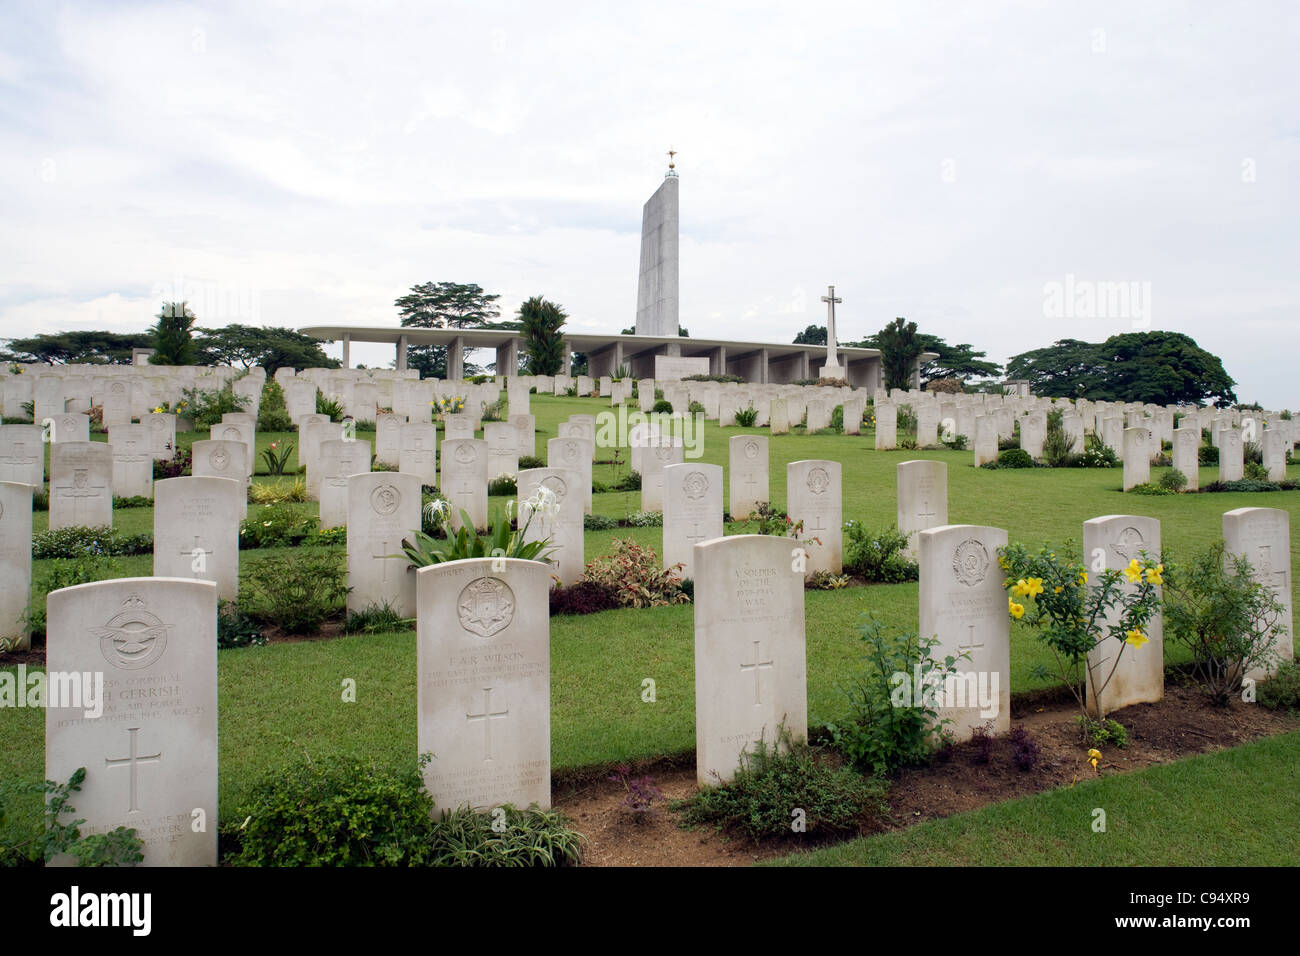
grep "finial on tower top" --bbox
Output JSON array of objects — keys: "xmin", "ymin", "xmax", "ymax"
[{"xmin": 667, "ymin": 146, "xmax": 676, "ymax": 169}]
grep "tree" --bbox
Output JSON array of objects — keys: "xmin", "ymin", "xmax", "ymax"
[
  {"xmin": 149, "ymin": 302, "xmax": 198, "ymax": 365},
  {"xmin": 850, "ymin": 331, "xmax": 1001, "ymax": 386},
  {"xmin": 0, "ymin": 331, "xmax": 152, "ymax": 365},
  {"xmin": 196, "ymin": 325, "xmax": 340, "ymax": 374},
  {"xmin": 394, "ymin": 281, "xmax": 501, "ymax": 378},
  {"xmin": 1005, "ymin": 332, "xmax": 1237, "ymax": 406},
  {"xmin": 517, "ymin": 297, "xmax": 567, "ymax": 375},
  {"xmin": 793, "ymin": 324, "xmax": 827, "ymax": 346},
  {"xmin": 874, "ymin": 317, "xmax": 923, "ymax": 391}
]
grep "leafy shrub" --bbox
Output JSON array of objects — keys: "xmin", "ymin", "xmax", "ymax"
[
  {"xmin": 401, "ymin": 503, "xmax": 555, "ymax": 568},
  {"xmin": 518, "ymin": 455, "xmax": 546, "ymax": 470},
  {"xmin": 1199, "ymin": 444, "xmax": 1219, "ymax": 464},
  {"xmin": 673, "ymin": 726, "xmax": 888, "ymax": 843},
  {"xmin": 226, "ymin": 755, "xmax": 582, "ymax": 866},
  {"xmin": 652, "ymin": 399, "xmax": 673, "ymax": 414},
  {"xmin": 739, "ymin": 502, "xmax": 798, "ymax": 537},
  {"xmin": 808, "ymin": 571, "xmax": 851, "ymax": 590},
  {"xmin": 182, "ymin": 382, "xmax": 250, "ymax": 428},
  {"xmin": 926, "ymin": 377, "xmax": 964, "ymax": 394},
  {"xmin": 1162, "ymin": 541, "xmax": 1288, "ymax": 704},
  {"xmin": 480, "ymin": 396, "xmax": 508, "ymax": 423},
  {"xmin": 21, "ymin": 556, "xmax": 122, "ymax": 643},
  {"xmin": 31, "ymin": 489, "xmax": 48, "ymax": 511},
  {"xmin": 843, "ymin": 522, "xmax": 918, "ymax": 583},
  {"xmin": 583, "ymin": 538, "xmax": 688, "ymax": 608},
  {"xmin": 239, "ymin": 503, "xmax": 317, "ymax": 548},
  {"xmin": 734, "ymin": 405, "xmax": 759, "ymax": 427},
  {"xmin": 257, "ymin": 380, "xmax": 293, "ymax": 432},
  {"xmin": 0, "ymin": 768, "xmax": 144, "ymax": 866},
  {"xmin": 1199, "ymin": 479, "xmax": 1283, "ymax": 493},
  {"xmin": 217, "ymin": 602, "xmax": 266, "ymax": 649},
  {"xmin": 1159, "ymin": 469, "xmax": 1188, "ymax": 492},
  {"xmin": 344, "ymin": 599, "xmax": 414, "ymax": 634},
  {"xmin": 827, "ymin": 617, "xmax": 967, "ymax": 774},
  {"xmin": 997, "ymin": 448, "xmax": 1034, "ymax": 469},
  {"xmin": 1244, "ymin": 440, "xmax": 1263, "ymax": 465},
  {"xmin": 687, "ymin": 400, "xmax": 705, "ymax": 415},
  {"xmin": 31, "ymin": 527, "xmax": 151, "ymax": 559},
  {"xmin": 549, "ymin": 581, "xmax": 622, "ymax": 615},
  {"xmin": 241, "ymin": 550, "xmax": 349, "ymax": 633},
  {"xmin": 1010, "ymin": 726, "xmax": 1041, "ymax": 771},
  {"xmin": 609, "ymin": 470, "xmax": 641, "ymax": 492},
  {"xmin": 607, "ymin": 765, "xmax": 663, "ymax": 822},
  {"xmin": 682, "ymin": 373, "xmax": 746, "ymax": 384},
  {"xmin": 153, "ymin": 447, "xmax": 192, "ymax": 479},
  {"xmin": 1079, "ymin": 716, "xmax": 1128, "ymax": 748},
  {"xmin": 1043, "ymin": 408, "xmax": 1075, "ymax": 466},
  {"xmin": 583, "ymin": 514, "xmax": 618, "ymax": 531},
  {"xmin": 624, "ymin": 510, "xmax": 663, "ymax": 527},
  {"xmin": 316, "ymin": 394, "xmax": 346, "ymax": 421},
  {"xmin": 1128, "ymin": 482, "xmax": 1176, "ymax": 496},
  {"xmin": 942, "ymin": 433, "xmax": 969, "ymax": 451},
  {"xmin": 1259, "ymin": 659, "xmax": 1300, "ymax": 712},
  {"xmin": 487, "ymin": 475, "xmax": 518, "ymax": 496},
  {"xmin": 1244, "ymin": 460, "xmax": 1269, "ymax": 481},
  {"xmin": 248, "ymin": 477, "xmax": 308, "ymax": 504},
  {"xmin": 112, "ymin": 495, "xmax": 153, "ymax": 509}
]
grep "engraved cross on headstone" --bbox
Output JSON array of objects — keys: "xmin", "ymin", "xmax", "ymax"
[
  {"xmin": 466, "ymin": 687, "xmax": 509, "ymax": 762},
  {"xmin": 105, "ymin": 727, "xmax": 162, "ymax": 814},
  {"xmin": 958, "ymin": 624, "xmax": 985, "ymax": 655},
  {"xmin": 371, "ymin": 540, "xmax": 398, "ymax": 584},
  {"xmin": 181, "ymin": 535, "xmax": 213, "ymax": 565},
  {"xmin": 739, "ymin": 640, "xmax": 775, "ymax": 706},
  {"xmin": 917, "ymin": 499, "xmax": 936, "ymax": 521},
  {"xmin": 686, "ymin": 522, "xmax": 706, "ymax": 543}
]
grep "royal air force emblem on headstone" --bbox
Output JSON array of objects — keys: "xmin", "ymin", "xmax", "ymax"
[
  {"xmin": 458, "ymin": 577, "xmax": 515, "ymax": 638},
  {"xmin": 92, "ymin": 594, "xmax": 170, "ymax": 670},
  {"xmin": 952, "ymin": 539, "xmax": 990, "ymax": 587}
]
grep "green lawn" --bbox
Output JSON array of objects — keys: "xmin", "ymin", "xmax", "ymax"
[
  {"xmin": 772, "ymin": 730, "xmax": 1300, "ymax": 866},
  {"xmin": 7, "ymin": 391, "xmax": 1300, "ymax": 840}
]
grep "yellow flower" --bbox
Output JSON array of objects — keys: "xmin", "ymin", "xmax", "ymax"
[
  {"xmin": 1023, "ymin": 577, "xmax": 1044, "ymax": 598},
  {"xmin": 1087, "ymin": 748, "xmax": 1101, "ymax": 771},
  {"xmin": 1125, "ymin": 629, "xmax": 1148, "ymax": 647},
  {"xmin": 1078, "ymin": 570, "xmax": 1088, "ymax": 585},
  {"xmin": 1009, "ymin": 598, "xmax": 1025, "ymax": 619},
  {"xmin": 1011, "ymin": 578, "xmax": 1029, "ymax": 598},
  {"xmin": 1145, "ymin": 564, "xmax": 1164, "ymax": 586},
  {"xmin": 1123, "ymin": 559, "xmax": 1143, "ymax": 583},
  {"xmin": 152, "ymin": 406, "xmax": 164, "ymax": 414},
  {"xmin": 1053, "ymin": 585, "xmax": 1063, "ymax": 594}
]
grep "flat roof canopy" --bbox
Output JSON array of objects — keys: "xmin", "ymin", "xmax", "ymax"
[{"xmin": 297, "ymin": 325, "xmax": 888, "ymax": 361}]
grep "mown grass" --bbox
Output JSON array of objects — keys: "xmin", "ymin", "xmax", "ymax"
[{"xmin": 771, "ymin": 730, "xmax": 1300, "ymax": 866}]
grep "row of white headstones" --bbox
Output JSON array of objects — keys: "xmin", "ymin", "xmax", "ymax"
[{"xmin": 18, "ymin": 451, "xmax": 1292, "ymax": 865}]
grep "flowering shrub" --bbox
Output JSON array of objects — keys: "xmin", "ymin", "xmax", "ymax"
[
  {"xmin": 401, "ymin": 492, "xmax": 557, "ymax": 567},
  {"xmin": 153, "ymin": 447, "xmax": 192, "ymax": 480},
  {"xmin": 248, "ymin": 478, "xmax": 308, "ymax": 504},
  {"xmin": 582, "ymin": 538, "xmax": 689, "ymax": 609},
  {"xmin": 843, "ymin": 521, "xmax": 917, "ymax": 583},
  {"xmin": 239, "ymin": 504, "xmax": 317, "ymax": 549},
  {"xmin": 432, "ymin": 396, "xmax": 466, "ymax": 419},
  {"xmin": 624, "ymin": 510, "xmax": 663, "ymax": 527},
  {"xmin": 1000, "ymin": 541, "xmax": 1162, "ymax": 729}
]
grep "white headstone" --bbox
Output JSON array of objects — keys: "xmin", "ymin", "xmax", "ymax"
[
  {"xmin": 0, "ymin": 423, "xmax": 44, "ymax": 488},
  {"xmin": 374, "ymin": 413, "xmax": 406, "ymax": 468},
  {"xmin": 318, "ymin": 438, "xmax": 371, "ymax": 529},
  {"xmin": 108, "ymin": 424, "xmax": 153, "ymax": 498},
  {"xmin": 638, "ymin": 436, "xmax": 683, "ymax": 512},
  {"xmin": 417, "ymin": 558, "xmax": 551, "ymax": 811},
  {"xmin": 546, "ymin": 436, "xmax": 594, "ymax": 515},
  {"xmin": 145, "ymin": 413, "xmax": 177, "ymax": 461},
  {"xmin": 153, "ymin": 477, "xmax": 243, "ymax": 602},
  {"xmin": 693, "ymin": 535, "xmax": 807, "ymax": 785},
  {"xmin": 49, "ymin": 413, "xmax": 91, "ymax": 444},
  {"xmin": 45, "ymin": 578, "xmax": 218, "ymax": 866},
  {"xmin": 787, "ymin": 460, "xmax": 842, "ymax": 576},
  {"xmin": 49, "ymin": 441, "xmax": 113, "ymax": 529},
  {"xmin": 1082, "ymin": 515, "xmax": 1164, "ymax": 714},
  {"xmin": 517, "ymin": 468, "xmax": 584, "ymax": 587},
  {"xmin": 918, "ymin": 524, "xmax": 1010, "ymax": 742},
  {"xmin": 0, "ymin": 481, "xmax": 33, "ymax": 650},
  {"xmin": 663, "ymin": 463, "xmax": 723, "ymax": 580},
  {"xmin": 1219, "ymin": 428, "xmax": 1244, "ymax": 482},
  {"xmin": 484, "ymin": 422, "xmax": 519, "ymax": 480},
  {"xmin": 897, "ymin": 460, "xmax": 948, "ymax": 561},
  {"xmin": 1123, "ymin": 427, "xmax": 1150, "ymax": 490},
  {"xmin": 398, "ymin": 423, "xmax": 438, "ymax": 488},
  {"xmin": 874, "ymin": 403, "xmax": 897, "ymax": 450},
  {"xmin": 728, "ymin": 435, "xmax": 769, "ymax": 519},
  {"xmin": 441, "ymin": 438, "xmax": 489, "ymax": 531},
  {"xmin": 347, "ymin": 472, "xmax": 422, "ymax": 617},
  {"xmin": 1223, "ymin": 507, "xmax": 1293, "ymax": 678}
]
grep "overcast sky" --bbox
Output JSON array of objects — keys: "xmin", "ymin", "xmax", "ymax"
[{"xmin": 2, "ymin": 1, "xmax": 1297, "ymax": 405}]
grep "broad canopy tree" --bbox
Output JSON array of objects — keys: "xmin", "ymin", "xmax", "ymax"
[
  {"xmin": 1005, "ymin": 332, "xmax": 1237, "ymax": 406},
  {"xmin": 196, "ymin": 325, "xmax": 340, "ymax": 374},
  {"xmin": 1, "ymin": 330, "xmax": 152, "ymax": 365},
  {"xmin": 394, "ymin": 281, "xmax": 501, "ymax": 378}
]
